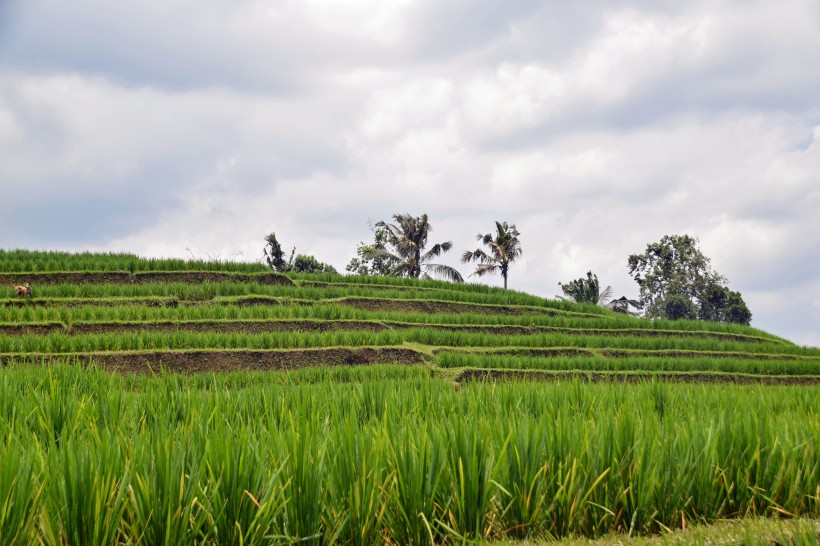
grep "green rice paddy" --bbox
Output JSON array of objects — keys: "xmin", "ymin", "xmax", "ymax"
[{"xmin": 0, "ymin": 251, "xmax": 817, "ymax": 544}]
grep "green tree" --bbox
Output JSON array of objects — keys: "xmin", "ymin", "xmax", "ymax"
[
  {"xmin": 627, "ymin": 234, "xmax": 751, "ymax": 324},
  {"xmin": 291, "ymin": 254, "xmax": 337, "ymax": 274},
  {"xmin": 661, "ymin": 293, "xmax": 698, "ymax": 320},
  {"xmin": 557, "ymin": 271, "xmax": 613, "ymax": 306},
  {"xmin": 461, "ymin": 221, "xmax": 522, "ymax": 290},
  {"xmin": 346, "ymin": 223, "xmax": 399, "ymax": 276},
  {"xmin": 699, "ymin": 283, "xmax": 752, "ymax": 325},
  {"xmin": 367, "ymin": 213, "xmax": 463, "ymax": 282},
  {"xmin": 263, "ymin": 232, "xmax": 293, "ymax": 272}
]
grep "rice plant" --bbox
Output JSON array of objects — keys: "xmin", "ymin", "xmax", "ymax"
[{"xmin": 0, "ymin": 364, "xmax": 818, "ymax": 543}]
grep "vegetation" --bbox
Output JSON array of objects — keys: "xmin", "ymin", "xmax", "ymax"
[
  {"xmin": 346, "ymin": 222, "xmax": 399, "ymax": 276},
  {"xmin": 263, "ymin": 233, "xmax": 337, "ymax": 274},
  {"xmin": 627, "ymin": 235, "xmax": 751, "ymax": 324},
  {"xmin": 462, "ymin": 221, "xmax": 523, "ymax": 290},
  {"xmin": 0, "ymin": 249, "xmax": 268, "ymax": 273},
  {"xmin": 0, "ymin": 250, "xmax": 816, "ymax": 545},
  {"xmin": 557, "ymin": 271, "xmax": 613, "ymax": 306},
  {"xmin": 366, "ymin": 213, "xmax": 464, "ymax": 282},
  {"xmin": 0, "ymin": 364, "xmax": 818, "ymax": 544}
]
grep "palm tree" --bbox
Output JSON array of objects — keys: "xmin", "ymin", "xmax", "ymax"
[
  {"xmin": 368, "ymin": 213, "xmax": 464, "ymax": 282},
  {"xmin": 557, "ymin": 271, "xmax": 613, "ymax": 306},
  {"xmin": 461, "ymin": 221, "xmax": 523, "ymax": 290}
]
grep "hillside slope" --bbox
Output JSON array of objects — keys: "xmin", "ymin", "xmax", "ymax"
[{"xmin": 1, "ymin": 250, "xmax": 818, "ymax": 545}]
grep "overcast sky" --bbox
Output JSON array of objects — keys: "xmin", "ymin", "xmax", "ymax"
[{"xmin": 1, "ymin": 0, "xmax": 819, "ymax": 346}]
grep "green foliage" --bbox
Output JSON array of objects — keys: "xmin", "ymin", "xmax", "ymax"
[
  {"xmin": 0, "ymin": 366, "xmax": 819, "ymax": 543},
  {"xmin": 558, "ymin": 271, "xmax": 613, "ymax": 306},
  {"xmin": 346, "ymin": 223, "xmax": 399, "ymax": 276},
  {"xmin": 367, "ymin": 213, "xmax": 464, "ymax": 282},
  {"xmin": 661, "ymin": 293, "xmax": 698, "ymax": 320},
  {"xmin": 436, "ymin": 352, "xmax": 820, "ymax": 375},
  {"xmin": 291, "ymin": 254, "xmax": 337, "ymax": 274},
  {"xmin": 0, "ymin": 248, "xmax": 815, "ymax": 545},
  {"xmin": 700, "ymin": 283, "xmax": 752, "ymax": 325},
  {"xmin": 628, "ymin": 234, "xmax": 752, "ymax": 324},
  {"xmin": 0, "ymin": 249, "xmax": 267, "ymax": 273},
  {"xmin": 461, "ymin": 221, "xmax": 523, "ymax": 290},
  {"xmin": 0, "ymin": 444, "xmax": 40, "ymax": 546}
]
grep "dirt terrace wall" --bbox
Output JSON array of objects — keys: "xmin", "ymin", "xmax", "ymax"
[{"xmin": 1, "ymin": 347, "xmax": 426, "ymax": 373}]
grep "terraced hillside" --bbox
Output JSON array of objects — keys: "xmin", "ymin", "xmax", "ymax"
[{"xmin": 1, "ymin": 249, "xmax": 819, "ymax": 544}]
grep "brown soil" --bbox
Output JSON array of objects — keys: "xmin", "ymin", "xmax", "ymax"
[
  {"xmin": 0, "ymin": 323, "xmax": 64, "ymax": 336},
  {"xmin": 227, "ymin": 297, "xmax": 283, "ymax": 307},
  {"xmin": 0, "ymin": 272, "xmax": 293, "ymax": 286},
  {"xmin": 457, "ymin": 369, "xmax": 820, "ymax": 385},
  {"xmin": 1, "ymin": 347, "xmax": 425, "ymax": 374}
]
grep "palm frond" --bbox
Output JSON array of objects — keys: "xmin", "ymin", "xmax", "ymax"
[
  {"xmin": 461, "ymin": 248, "xmax": 491, "ymax": 263},
  {"xmin": 472, "ymin": 263, "xmax": 499, "ymax": 278},
  {"xmin": 425, "ymin": 263, "xmax": 464, "ymax": 283},
  {"xmin": 598, "ymin": 285, "xmax": 614, "ymax": 306}
]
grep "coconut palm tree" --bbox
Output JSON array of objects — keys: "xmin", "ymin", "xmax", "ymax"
[
  {"xmin": 368, "ymin": 213, "xmax": 464, "ymax": 282},
  {"xmin": 461, "ymin": 221, "xmax": 523, "ymax": 290},
  {"xmin": 557, "ymin": 271, "xmax": 613, "ymax": 306}
]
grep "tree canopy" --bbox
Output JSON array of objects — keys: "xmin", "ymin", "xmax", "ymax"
[
  {"xmin": 557, "ymin": 271, "xmax": 613, "ymax": 306},
  {"xmin": 364, "ymin": 213, "xmax": 463, "ymax": 282},
  {"xmin": 346, "ymin": 222, "xmax": 399, "ymax": 276},
  {"xmin": 627, "ymin": 234, "xmax": 751, "ymax": 324},
  {"xmin": 461, "ymin": 221, "xmax": 522, "ymax": 290}
]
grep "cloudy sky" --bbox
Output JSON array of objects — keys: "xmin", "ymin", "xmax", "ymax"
[{"xmin": 1, "ymin": 0, "xmax": 819, "ymax": 345}]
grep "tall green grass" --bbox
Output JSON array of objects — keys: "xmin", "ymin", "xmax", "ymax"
[
  {"xmin": 0, "ymin": 249, "xmax": 268, "ymax": 273},
  {"xmin": 0, "ymin": 363, "xmax": 818, "ymax": 543},
  {"xmin": 1, "ymin": 281, "xmax": 605, "ymax": 314},
  {"xmin": 0, "ymin": 301, "xmax": 784, "ymax": 341},
  {"xmin": 1, "ymin": 328, "xmax": 815, "ymax": 356},
  {"xmin": 437, "ymin": 352, "xmax": 820, "ymax": 376}
]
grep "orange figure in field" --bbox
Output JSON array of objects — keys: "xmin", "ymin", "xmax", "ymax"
[{"xmin": 14, "ymin": 282, "xmax": 32, "ymax": 297}]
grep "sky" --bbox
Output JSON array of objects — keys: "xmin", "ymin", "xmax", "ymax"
[{"xmin": 1, "ymin": 0, "xmax": 819, "ymax": 346}]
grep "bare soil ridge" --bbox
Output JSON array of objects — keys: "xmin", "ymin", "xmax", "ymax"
[{"xmin": 1, "ymin": 347, "xmax": 424, "ymax": 373}]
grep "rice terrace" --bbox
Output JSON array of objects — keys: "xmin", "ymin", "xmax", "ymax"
[{"xmin": 1, "ymin": 249, "xmax": 819, "ymax": 545}]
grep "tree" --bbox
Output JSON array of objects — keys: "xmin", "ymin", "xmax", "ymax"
[
  {"xmin": 661, "ymin": 293, "xmax": 698, "ymax": 320},
  {"xmin": 699, "ymin": 283, "xmax": 752, "ymax": 325},
  {"xmin": 291, "ymin": 254, "xmax": 337, "ymax": 274},
  {"xmin": 345, "ymin": 222, "xmax": 399, "ymax": 276},
  {"xmin": 367, "ymin": 213, "xmax": 463, "ymax": 282},
  {"xmin": 557, "ymin": 271, "xmax": 613, "ymax": 306},
  {"xmin": 461, "ymin": 221, "xmax": 522, "ymax": 290},
  {"xmin": 263, "ymin": 232, "xmax": 293, "ymax": 272},
  {"xmin": 627, "ymin": 234, "xmax": 751, "ymax": 324}
]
